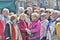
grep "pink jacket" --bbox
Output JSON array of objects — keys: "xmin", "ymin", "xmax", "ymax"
[
  {"xmin": 17, "ymin": 19, "xmax": 28, "ymax": 40},
  {"xmin": 29, "ymin": 20, "xmax": 41, "ymax": 39}
]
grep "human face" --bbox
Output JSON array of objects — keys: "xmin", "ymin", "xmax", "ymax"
[
  {"xmin": 20, "ymin": 15, "xmax": 25, "ymax": 21},
  {"xmin": 2, "ymin": 11, "xmax": 9, "ymax": 17},
  {"xmin": 32, "ymin": 16, "xmax": 37, "ymax": 21},
  {"xmin": 51, "ymin": 13, "xmax": 58, "ymax": 19},
  {"xmin": 13, "ymin": 18, "xmax": 17, "ymax": 22},
  {"xmin": 18, "ymin": 10, "xmax": 23, "ymax": 14},
  {"xmin": 41, "ymin": 16, "xmax": 46, "ymax": 21}
]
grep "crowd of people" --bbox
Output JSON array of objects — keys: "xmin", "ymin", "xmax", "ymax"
[{"xmin": 0, "ymin": 5, "xmax": 60, "ymax": 40}]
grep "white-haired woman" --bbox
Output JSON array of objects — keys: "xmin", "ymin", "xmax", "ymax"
[
  {"xmin": 18, "ymin": 7, "xmax": 24, "ymax": 14},
  {"xmin": 40, "ymin": 8, "xmax": 45, "ymax": 14},
  {"xmin": 40, "ymin": 13, "xmax": 49, "ymax": 40}
]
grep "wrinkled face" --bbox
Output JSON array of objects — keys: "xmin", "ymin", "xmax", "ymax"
[
  {"xmin": 41, "ymin": 16, "xmax": 46, "ymax": 21},
  {"xmin": 51, "ymin": 13, "xmax": 58, "ymax": 19},
  {"xmin": 2, "ymin": 11, "xmax": 9, "ymax": 17},
  {"xmin": 31, "ymin": 16, "xmax": 37, "ymax": 21},
  {"xmin": 18, "ymin": 10, "xmax": 23, "ymax": 14},
  {"xmin": 20, "ymin": 15, "xmax": 25, "ymax": 21}
]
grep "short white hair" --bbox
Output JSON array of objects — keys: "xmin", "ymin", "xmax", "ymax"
[
  {"xmin": 41, "ymin": 13, "xmax": 48, "ymax": 19},
  {"xmin": 56, "ymin": 17, "xmax": 60, "ymax": 21},
  {"xmin": 41, "ymin": 13, "xmax": 46, "ymax": 16},
  {"xmin": 18, "ymin": 7, "xmax": 24, "ymax": 11},
  {"xmin": 40, "ymin": 8, "xmax": 45, "ymax": 11},
  {"xmin": 46, "ymin": 9, "xmax": 51, "ymax": 12},
  {"xmin": 49, "ymin": 9, "xmax": 54, "ymax": 12},
  {"xmin": 54, "ymin": 10, "xmax": 59, "ymax": 13},
  {"xmin": 34, "ymin": 9, "xmax": 40, "ymax": 13},
  {"xmin": 46, "ymin": 9, "xmax": 54, "ymax": 12},
  {"xmin": 3, "ymin": 8, "xmax": 9, "ymax": 13},
  {"xmin": 50, "ymin": 10, "xmax": 59, "ymax": 15}
]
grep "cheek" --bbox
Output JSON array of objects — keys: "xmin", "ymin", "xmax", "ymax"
[
  {"xmin": 41, "ymin": 17, "xmax": 43, "ymax": 20},
  {"xmin": 41, "ymin": 17, "xmax": 45, "ymax": 19},
  {"xmin": 32, "ymin": 17, "xmax": 34, "ymax": 20},
  {"xmin": 52, "ymin": 15, "xmax": 56, "ymax": 17},
  {"xmin": 32, "ymin": 17, "xmax": 37, "ymax": 20},
  {"xmin": 21, "ymin": 16, "xmax": 25, "ymax": 19}
]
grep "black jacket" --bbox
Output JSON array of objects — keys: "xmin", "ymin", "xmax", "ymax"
[{"xmin": 4, "ymin": 23, "xmax": 11, "ymax": 40}]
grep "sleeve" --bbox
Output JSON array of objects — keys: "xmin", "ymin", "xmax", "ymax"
[
  {"xmin": 4, "ymin": 23, "xmax": 11, "ymax": 40},
  {"xmin": 17, "ymin": 23, "xmax": 26, "ymax": 33},
  {"xmin": 30, "ymin": 22, "xmax": 41, "ymax": 33}
]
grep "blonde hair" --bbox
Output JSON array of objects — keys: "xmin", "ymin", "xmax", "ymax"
[
  {"xmin": 18, "ymin": 13, "xmax": 27, "ymax": 20},
  {"xmin": 10, "ymin": 14, "xmax": 17, "ymax": 21},
  {"xmin": 10, "ymin": 12, "xmax": 14, "ymax": 16},
  {"xmin": 31, "ymin": 13, "xmax": 39, "ymax": 18}
]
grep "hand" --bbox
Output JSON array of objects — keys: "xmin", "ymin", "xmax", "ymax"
[
  {"xmin": 27, "ymin": 29, "xmax": 31, "ymax": 35},
  {"xmin": 25, "ymin": 28, "xmax": 31, "ymax": 34}
]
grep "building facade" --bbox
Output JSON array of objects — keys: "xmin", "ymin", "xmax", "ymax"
[{"xmin": 16, "ymin": 0, "xmax": 58, "ymax": 9}]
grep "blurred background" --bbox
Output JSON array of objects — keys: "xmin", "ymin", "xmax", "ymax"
[{"xmin": 0, "ymin": 0, "xmax": 60, "ymax": 13}]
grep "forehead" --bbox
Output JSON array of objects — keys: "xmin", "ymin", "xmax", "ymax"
[
  {"xmin": 3, "ymin": 11, "xmax": 8, "ymax": 12},
  {"xmin": 41, "ymin": 15, "xmax": 46, "ymax": 17}
]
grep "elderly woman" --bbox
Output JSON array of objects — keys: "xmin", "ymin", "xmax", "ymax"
[
  {"xmin": 18, "ymin": 7, "xmax": 24, "ymax": 14},
  {"xmin": 4, "ymin": 14, "xmax": 21, "ymax": 40},
  {"xmin": 28, "ymin": 13, "xmax": 41, "ymax": 40},
  {"xmin": 17, "ymin": 13, "xmax": 29, "ymax": 40},
  {"xmin": 40, "ymin": 8, "xmax": 45, "ymax": 14},
  {"xmin": 2, "ymin": 8, "xmax": 10, "ymax": 29},
  {"xmin": 40, "ymin": 13, "xmax": 49, "ymax": 40}
]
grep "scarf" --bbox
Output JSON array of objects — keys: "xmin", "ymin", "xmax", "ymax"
[{"xmin": 11, "ymin": 24, "xmax": 16, "ymax": 40}]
